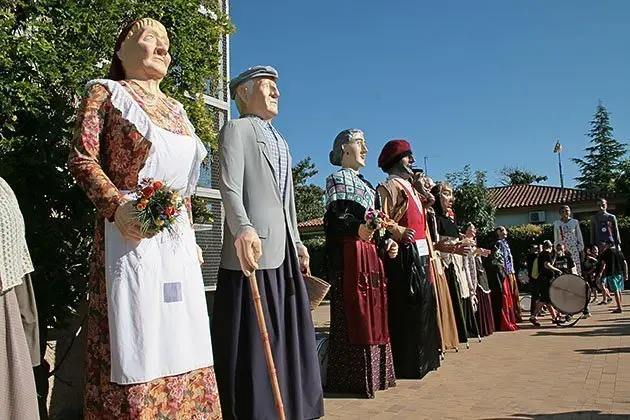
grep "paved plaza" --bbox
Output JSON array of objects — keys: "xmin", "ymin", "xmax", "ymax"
[{"xmin": 312, "ymin": 293, "xmax": 630, "ymax": 419}]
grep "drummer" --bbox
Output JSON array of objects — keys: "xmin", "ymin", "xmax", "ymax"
[
  {"xmin": 529, "ymin": 240, "xmax": 565, "ymax": 327},
  {"xmin": 553, "ymin": 243, "xmax": 576, "ymax": 275}
]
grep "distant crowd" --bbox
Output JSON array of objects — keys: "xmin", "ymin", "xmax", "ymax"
[{"xmin": 519, "ymin": 200, "xmax": 627, "ymax": 328}]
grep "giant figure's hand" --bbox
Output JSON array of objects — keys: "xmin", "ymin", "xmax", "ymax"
[
  {"xmin": 455, "ymin": 242, "xmax": 473, "ymax": 256},
  {"xmin": 387, "ymin": 240, "xmax": 399, "ymax": 259},
  {"xmin": 114, "ymin": 200, "xmax": 156, "ymax": 241},
  {"xmin": 297, "ymin": 243, "xmax": 311, "ymax": 276},
  {"xmin": 235, "ymin": 229, "xmax": 262, "ymax": 276},
  {"xmin": 402, "ymin": 228, "xmax": 416, "ymax": 244},
  {"xmin": 196, "ymin": 244, "xmax": 204, "ymax": 265},
  {"xmin": 478, "ymin": 248, "xmax": 491, "ymax": 258},
  {"xmin": 358, "ymin": 224, "xmax": 375, "ymax": 242}
]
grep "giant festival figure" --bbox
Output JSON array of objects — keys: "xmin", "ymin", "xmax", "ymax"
[
  {"xmin": 323, "ymin": 128, "xmax": 398, "ymax": 398},
  {"xmin": 211, "ymin": 65, "xmax": 325, "ymax": 419},
  {"xmin": 0, "ymin": 177, "xmax": 41, "ymax": 420},
  {"xmin": 68, "ymin": 18, "xmax": 221, "ymax": 418},
  {"xmin": 429, "ymin": 182, "xmax": 479, "ymax": 345},
  {"xmin": 554, "ymin": 205, "xmax": 585, "ymax": 275},
  {"xmin": 376, "ymin": 140, "xmax": 442, "ymax": 379}
]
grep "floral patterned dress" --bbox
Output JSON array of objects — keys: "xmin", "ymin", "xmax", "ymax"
[
  {"xmin": 554, "ymin": 218, "xmax": 584, "ymax": 275},
  {"xmin": 68, "ymin": 80, "xmax": 221, "ymax": 419}
]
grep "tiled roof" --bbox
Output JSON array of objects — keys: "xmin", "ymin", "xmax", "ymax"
[
  {"xmin": 487, "ymin": 185, "xmax": 612, "ymax": 210},
  {"xmin": 298, "ymin": 218, "xmax": 324, "ymax": 230}
]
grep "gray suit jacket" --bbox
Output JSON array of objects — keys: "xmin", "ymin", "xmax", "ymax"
[{"xmin": 218, "ymin": 117, "xmax": 303, "ymax": 270}]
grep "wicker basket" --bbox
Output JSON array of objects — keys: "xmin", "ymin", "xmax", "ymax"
[{"xmin": 304, "ymin": 275, "xmax": 330, "ymax": 312}]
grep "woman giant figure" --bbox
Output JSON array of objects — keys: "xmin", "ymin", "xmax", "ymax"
[
  {"xmin": 68, "ymin": 19, "xmax": 221, "ymax": 418},
  {"xmin": 428, "ymin": 182, "xmax": 479, "ymax": 345},
  {"xmin": 0, "ymin": 177, "xmax": 41, "ymax": 420},
  {"xmin": 324, "ymin": 129, "xmax": 398, "ymax": 398}
]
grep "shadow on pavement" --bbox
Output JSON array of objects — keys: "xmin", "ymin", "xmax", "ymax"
[
  {"xmin": 575, "ymin": 347, "xmax": 630, "ymax": 355},
  {"xmin": 593, "ymin": 317, "xmax": 630, "ymax": 323},
  {"xmin": 532, "ymin": 321, "xmax": 630, "ymax": 338},
  {"xmin": 481, "ymin": 410, "xmax": 629, "ymax": 419}
]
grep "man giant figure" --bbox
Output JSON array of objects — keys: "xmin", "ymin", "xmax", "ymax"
[
  {"xmin": 212, "ymin": 66, "xmax": 324, "ymax": 419},
  {"xmin": 376, "ymin": 140, "xmax": 441, "ymax": 379}
]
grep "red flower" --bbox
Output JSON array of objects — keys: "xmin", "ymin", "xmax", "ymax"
[
  {"xmin": 153, "ymin": 181, "xmax": 164, "ymax": 189},
  {"xmin": 142, "ymin": 186, "xmax": 155, "ymax": 198},
  {"xmin": 165, "ymin": 206, "xmax": 175, "ymax": 216}
]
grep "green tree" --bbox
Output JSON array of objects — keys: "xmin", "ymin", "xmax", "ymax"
[
  {"xmin": 445, "ymin": 165, "xmax": 496, "ymax": 233},
  {"xmin": 572, "ymin": 102, "xmax": 627, "ymax": 193},
  {"xmin": 0, "ymin": 1, "xmax": 232, "ymax": 409},
  {"xmin": 614, "ymin": 158, "xmax": 630, "ymax": 194},
  {"xmin": 292, "ymin": 157, "xmax": 325, "ymax": 222},
  {"xmin": 499, "ymin": 166, "xmax": 548, "ymax": 186}
]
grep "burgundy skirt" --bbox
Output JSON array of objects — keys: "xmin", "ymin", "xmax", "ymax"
[
  {"xmin": 326, "ymin": 237, "xmax": 395, "ymax": 398},
  {"xmin": 475, "ymin": 288, "xmax": 495, "ymax": 337},
  {"xmin": 341, "ymin": 238, "xmax": 389, "ymax": 345}
]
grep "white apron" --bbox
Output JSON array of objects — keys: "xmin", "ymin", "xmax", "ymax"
[{"xmin": 94, "ymin": 79, "xmax": 213, "ymax": 385}]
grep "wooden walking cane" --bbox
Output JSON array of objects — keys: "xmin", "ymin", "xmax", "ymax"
[{"xmin": 248, "ymin": 271, "xmax": 286, "ymax": 420}]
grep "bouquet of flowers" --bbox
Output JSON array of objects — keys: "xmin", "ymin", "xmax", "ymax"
[
  {"xmin": 131, "ymin": 178, "xmax": 184, "ymax": 235},
  {"xmin": 365, "ymin": 208, "xmax": 391, "ymax": 236}
]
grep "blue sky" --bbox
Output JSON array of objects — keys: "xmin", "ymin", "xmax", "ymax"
[{"xmin": 228, "ymin": 0, "xmax": 630, "ymax": 189}]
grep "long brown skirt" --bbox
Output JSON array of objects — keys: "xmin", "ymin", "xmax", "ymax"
[
  {"xmin": 0, "ymin": 287, "xmax": 39, "ymax": 420},
  {"xmin": 431, "ymin": 260, "xmax": 459, "ymax": 351}
]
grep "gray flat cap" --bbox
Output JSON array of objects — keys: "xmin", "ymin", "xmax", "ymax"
[{"xmin": 229, "ymin": 65, "xmax": 279, "ymax": 99}]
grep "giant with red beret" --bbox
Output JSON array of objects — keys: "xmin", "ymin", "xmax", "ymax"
[{"xmin": 378, "ymin": 139, "xmax": 412, "ymax": 170}]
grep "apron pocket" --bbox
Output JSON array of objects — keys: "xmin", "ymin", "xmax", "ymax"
[{"xmin": 163, "ymin": 282, "xmax": 183, "ymax": 303}]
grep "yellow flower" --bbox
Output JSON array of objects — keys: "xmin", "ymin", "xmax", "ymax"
[{"xmin": 155, "ymin": 219, "xmax": 165, "ymax": 227}]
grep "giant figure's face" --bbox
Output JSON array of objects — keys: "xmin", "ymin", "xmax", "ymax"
[
  {"xmin": 239, "ymin": 77, "xmax": 280, "ymax": 120},
  {"xmin": 466, "ymin": 224, "xmax": 477, "ymax": 238},
  {"xmin": 559, "ymin": 205, "xmax": 571, "ymax": 219},
  {"xmin": 341, "ymin": 132, "xmax": 368, "ymax": 170},
  {"xmin": 440, "ymin": 184, "xmax": 454, "ymax": 213},
  {"xmin": 117, "ymin": 19, "xmax": 171, "ymax": 81}
]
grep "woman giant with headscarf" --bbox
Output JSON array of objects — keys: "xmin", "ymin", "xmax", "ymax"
[{"xmin": 323, "ymin": 129, "xmax": 398, "ymax": 398}]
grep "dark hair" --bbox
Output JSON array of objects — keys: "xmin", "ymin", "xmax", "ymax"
[
  {"xmin": 430, "ymin": 183, "xmax": 446, "ymax": 216},
  {"xmin": 494, "ymin": 226, "xmax": 505, "ymax": 239},
  {"xmin": 108, "ymin": 19, "xmax": 141, "ymax": 81},
  {"xmin": 461, "ymin": 222, "xmax": 474, "ymax": 234}
]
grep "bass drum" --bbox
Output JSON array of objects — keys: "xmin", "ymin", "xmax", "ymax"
[
  {"xmin": 316, "ymin": 334, "xmax": 329, "ymax": 387},
  {"xmin": 549, "ymin": 274, "xmax": 589, "ymax": 315}
]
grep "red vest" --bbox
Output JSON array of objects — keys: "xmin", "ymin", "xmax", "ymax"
[{"xmin": 394, "ymin": 179, "xmax": 427, "ymax": 240}]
